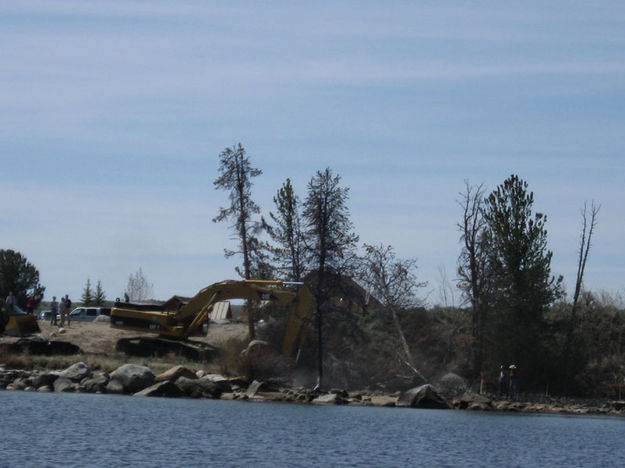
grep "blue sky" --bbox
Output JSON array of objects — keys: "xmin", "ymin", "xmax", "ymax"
[{"xmin": 1, "ymin": 1, "xmax": 624, "ymax": 304}]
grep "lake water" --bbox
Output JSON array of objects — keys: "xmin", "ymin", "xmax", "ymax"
[{"xmin": 1, "ymin": 392, "xmax": 624, "ymax": 467}]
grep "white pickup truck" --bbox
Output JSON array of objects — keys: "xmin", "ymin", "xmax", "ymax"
[{"xmin": 68, "ymin": 307, "xmax": 111, "ymax": 321}]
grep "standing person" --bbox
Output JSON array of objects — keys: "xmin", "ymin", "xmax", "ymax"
[
  {"xmin": 64, "ymin": 295, "xmax": 72, "ymax": 327},
  {"xmin": 26, "ymin": 295, "xmax": 35, "ymax": 314},
  {"xmin": 5, "ymin": 292, "xmax": 16, "ymax": 314},
  {"xmin": 50, "ymin": 296, "xmax": 59, "ymax": 325},
  {"xmin": 509, "ymin": 364, "xmax": 518, "ymax": 399},
  {"xmin": 58, "ymin": 296, "xmax": 66, "ymax": 327},
  {"xmin": 498, "ymin": 365, "xmax": 507, "ymax": 396}
]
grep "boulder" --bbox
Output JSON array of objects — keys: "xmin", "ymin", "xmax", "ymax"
[
  {"xmin": 200, "ymin": 374, "xmax": 232, "ymax": 393},
  {"xmin": 370, "ymin": 395, "xmax": 397, "ymax": 407},
  {"xmin": 93, "ymin": 315, "xmax": 110, "ymax": 323},
  {"xmin": 312, "ymin": 393, "xmax": 346, "ymax": 405},
  {"xmin": 436, "ymin": 373, "xmax": 468, "ymax": 398},
  {"xmin": 80, "ymin": 373, "xmax": 109, "ymax": 393},
  {"xmin": 240, "ymin": 340, "xmax": 291, "ymax": 378},
  {"xmin": 454, "ymin": 392, "xmax": 492, "ymax": 410},
  {"xmin": 109, "ymin": 364, "xmax": 155, "ymax": 394},
  {"xmin": 30, "ymin": 372, "xmax": 58, "ymax": 388},
  {"xmin": 105, "ymin": 379, "xmax": 125, "ymax": 394},
  {"xmin": 176, "ymin": 376, "xmax": 222, "ymax": 398},
  {"xmin": 246, "ymin": 380, "xmax": 264, "ymax": 397},
  {"xmin": 397, "ymin": 384, "xmax": 451, "ymax": 409},
  {"xmin": 135, "ymin": 381, "xmax": 186, "ymax": 398},
  {"xmin": 10, "ymin": 377, "xmax": 28, "ymax": 391},
  {"xmin": 155, "ymin": 365, "xmax": 197, "ymax": 382},
  {"xmin": 59, "ymin": 362, "xmax": 92, "ymax": 382},
  {"xmin": 53, "ymin": 377, "xmax": 76, "ymax": 392}
]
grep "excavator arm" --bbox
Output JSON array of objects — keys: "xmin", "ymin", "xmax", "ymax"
[{"xmin": 110, "ymin": 280, "xmax": 314, "ymax": 359}]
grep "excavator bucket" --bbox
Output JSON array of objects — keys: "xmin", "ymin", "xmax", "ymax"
[{"xmin": 5, "ymin": 314, "xmax": 41, "ymax": 336}]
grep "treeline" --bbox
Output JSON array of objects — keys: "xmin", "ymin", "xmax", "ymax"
[{"xmin": 213, "ymin": 143, "xmax": 622, "ymax": 397}]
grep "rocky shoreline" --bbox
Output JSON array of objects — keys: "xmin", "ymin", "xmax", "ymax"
[{"xmin": 2, "ymin": 361, "xmax": 624, "ymax": 417}]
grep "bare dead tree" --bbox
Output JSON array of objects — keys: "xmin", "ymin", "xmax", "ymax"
[
  {"xmin": 360, "ymin": 243, "xmax": 427, "ymax": 383},
  {"xmin": 572, "ymin": 201, "xmax": 600, "ymax": 314},
  {"xmin": 563, "ymin": 201, "xmax": 599, "ymax": 392},
  {"xmin": 456, "ymin": 181, "xmax": 489, "ymax": 377},
  {"xmin": 125, "ymin": 267, "xmax": 153, "ymax": 302}
]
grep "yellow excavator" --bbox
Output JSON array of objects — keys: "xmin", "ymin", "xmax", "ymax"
[
  {"xmin": 0, "ymin": 302, "xmax": 41, "ymax": 336},
  {"xmin": 110, "ymin": 280, "xmax": 315, "ymax": 361}
]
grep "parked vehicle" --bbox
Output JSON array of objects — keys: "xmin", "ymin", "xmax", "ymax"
[
  {"xmin": 38, "ymin": 310, "xmax": 55, "ymax": 321},
  {"xmin": 68, "ymin": 307, "xmax": 111, "ymax": 321}
]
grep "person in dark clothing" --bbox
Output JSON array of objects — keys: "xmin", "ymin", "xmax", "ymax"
[
  {"xmin": 498, "ymin": 365, "xmax": 507, "ymax": 396},
  {"xmin": 509, "ymin": 364, "xmax": 518, "ymax": 398}
]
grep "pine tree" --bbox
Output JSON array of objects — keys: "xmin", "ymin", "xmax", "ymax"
[
  {"xmin": 213, "ymin": 143, "xmax": 263, "ymax": 339},
  {"xmin": 302, "ymin": 167, "xmax": 359, "ymax": 388},
  {"xmin": 81, "ymin": 278, "xmax": 94, "ymax": 306},
  {"xmin": 263, "ymin": 178, "xmax": 305, "ymax": 281},
  {"xmin": 482, "ymin": 174, "xmax": 562, "ymax": 382},
  {"xmin": 94, "ymin": 280, "xmax": 106, "ymax": 306}
]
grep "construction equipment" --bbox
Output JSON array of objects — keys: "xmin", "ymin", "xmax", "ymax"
[
  {"xmin": 110, "ymin": 280, "xmax": 315, "ymax": 361},
  {"xmin": 1, "ymin": 303, "xmax": 41, "ymax": 336}
]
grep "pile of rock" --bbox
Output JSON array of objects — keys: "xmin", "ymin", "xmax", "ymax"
[
  {"xmin": 451, "ymin": 392, "xmax": 625, "ymax": 416},
  {"xmin": 4, "ymin": 361, "xmax": 623, "ymax": 416},
  {"xmin": 0, "ymin": 362, "xmax": 453, "ymax": 409},
  {"xmin": 0, "ymin": 363, "xmax": 228, "ymax": 399}
]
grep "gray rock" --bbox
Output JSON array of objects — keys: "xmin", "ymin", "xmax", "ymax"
[
  {"xmin": 11, "ymin": 377, "xmax": 28, "ymax": 391},
  {"xmin": 93, "ymin": 315, "xmax": 110, "ymax": 323},
  {"xmin": 397, "ymin": 384, "xmax": 451, "ymax": 409},
  {"xmin": 59, "ymin": 362, "xmax": 92, "ymax": 382},
  {"xmin": 135, "ymin": 381, "xmax": 186, "ymax": 398},
  {"xmin": 454, "ymin": 392, "xmax": 492, "ymax": 410},
  {"xmin": 176, "ymin": 376, "xmax": 222, "ymax": 398},
  {"xmin": 53, "ymin": 377, "xmax": 75, "ymax": 392},
  {"xmin": 80, "ymin": 373, "xmax": 109, "ymax": 393},
  {"xmin": 105, "ymin": 379, "xmax": 124, "ymax": 394},
  {"xmin": 201, "ymin": 374, "xmax": 232, "ymax": 393},
  {"xmin": 312, "ymin": 393, "xmax": 346, "ymax": 405},
  {"xmin": 109, "ymin": 364, "xmax": 155, "ymax": 394},
  {"xmin": 31, "ymin": 372, "xmax": 58, "ymax": 388},
  {"xmin": 436, "ymin": 373, "xmax": 468, "ymax": 398},
  {"xmin": 370, "ymin": 395, "xmax": 397, "ymax": 407},
  {"xmin": 246, "ymin": 380, "xmax": 264, "ymax": 397},
  {"xmin": 154, "ymin": 365, "xmax": 197, "ymax": 382}
]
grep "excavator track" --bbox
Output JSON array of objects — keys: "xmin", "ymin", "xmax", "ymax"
[{"xmin": 116, "ymin": 336, "xmax": 218, "ymax": 361}]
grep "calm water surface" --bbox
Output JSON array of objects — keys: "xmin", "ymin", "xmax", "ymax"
[{"xmin": 1, "ymin": 391, "xmax": 624, "ymax": 467}]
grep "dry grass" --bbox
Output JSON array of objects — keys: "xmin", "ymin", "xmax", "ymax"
[{"xmin": 0, "ymin": 319, "xmax": 250, "ymax": 375}]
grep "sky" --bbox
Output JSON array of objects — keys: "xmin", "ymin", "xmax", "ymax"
[{"xmin": 1, "ymin": 1, "xmax": 624, "ymax": 304}]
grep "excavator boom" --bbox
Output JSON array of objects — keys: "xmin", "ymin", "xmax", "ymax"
[{"xmin": 110, "ymin": 280, "xmax": 314, "ymax": 360}]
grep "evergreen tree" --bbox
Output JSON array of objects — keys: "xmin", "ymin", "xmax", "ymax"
[
  {"xmin": 213, "ymin": 143, "xmax": 263, "ymax": 338},
  {"xmin": 94, "ymin": 280, "xmax": 106, "ymax": 306},
  {"xmin": 482, "ymin": 174, "xmax": 562, "ymax": 383},
  {"xmin": 263, "ymin": 178, "xmax": 305, "ymax": 281},
  {"xmin": 0, "ymin": 249, "xmax": 45, "ymax": 308},
  {"xmin": 302, "ymin": 167, "xmax": 359, "ymax": 387},
  {"xmin": 81, "ymin": 278, "xmax": 94, "ymax": 306}
]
